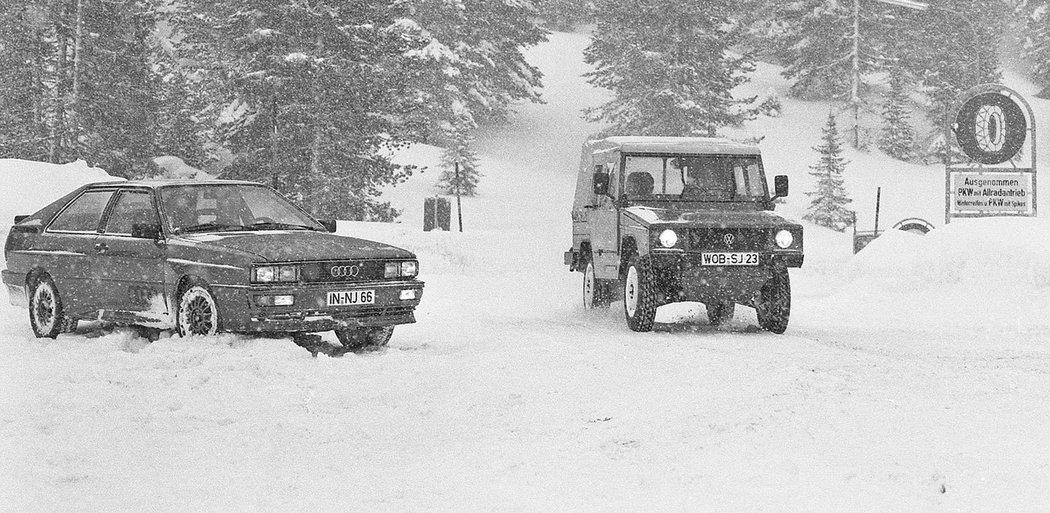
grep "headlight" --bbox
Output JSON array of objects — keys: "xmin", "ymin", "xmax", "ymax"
[
  {"xmin": 251, "ymin": 265, "xmax": 300, "ymax": 283},
  {"xmin": 385, "ymin": 260, "xmax": 419, "ymax": 278},
  {"xmin": 775, "ymin": 229, "xmax": 794, "ymax": 249},
  {"xmin": 659, "ymin": 229, "xmax": 678, "ymax": 248},
  {"xmin": 401, "ymin": 260, "xmax": 418, "ymax": 277}
]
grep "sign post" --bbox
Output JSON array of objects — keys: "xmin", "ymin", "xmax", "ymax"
[{"xmin": 945, "ymin": 84, "xmax": 1037, "ymax": 224}]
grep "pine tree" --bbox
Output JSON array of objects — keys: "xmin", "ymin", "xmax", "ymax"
[
  {"xmin": 176, "ymin": 0, "xmax": 425, "ymax": 221},
  {"xmin": 878, "ymin": 66, "xmax": 916, "ymax": 161},
  {"xmin": 437, "ymin": 117, "xmax": 480, "ymax": 196},
  {"xmin": 536, "ymin": 0, "xmax": 594, "ymax": 32},
  {"xmin": 1021, "ymin": 0, "xmax": 1050, "ymax": 96},
  {"xmin": 583, "ymin": 0, "xmax": 755, "ymax": 137},
  {"xmin": 805, "ymin": 113, "xmax": 854, "ymax": 232}
]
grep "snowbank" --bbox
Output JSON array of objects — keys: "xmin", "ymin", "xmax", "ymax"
[{"xmin": 0, "ymin": 159, "xmax": 118, "ymax": 230}]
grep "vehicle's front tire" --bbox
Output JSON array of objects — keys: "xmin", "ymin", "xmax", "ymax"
[
  {"xmin": 755, "ymin": 267, "xmax": 791, "ymax": 334},
  {"xmin": 706, "ymin": 301, "xmax": 736, "ymax": 326},
  {"xmin": 29, "ymin": 275, "xmax": 74, "ymax": 338},
  {"xmin": 623, "ymin": 256, "xmax": 657, "ymax": 332},
  {"xmin": 176, "ymin": 284, "xmax": 219, "ymax": 337},
  {"xmin": 583, "ymin": 260, "xmax": 612, "ymax": 309},
  {"xmin": 335, "ymin": 326, "xmax": 394, "ymax": 351}
]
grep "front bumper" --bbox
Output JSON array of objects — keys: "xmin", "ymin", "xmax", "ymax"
[
  {"xmin": 214, "ymin": 279, "xmax": 424, "ymax": 333},
  {"xmin": 649, "ymin": 250, "xmax": 802, "ymax": 304},
  {"xmin": 2, "ymin": 269, "xmax": 28, "ymax": 308}
]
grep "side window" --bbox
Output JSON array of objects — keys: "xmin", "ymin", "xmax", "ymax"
[
  {"xmin": 104, "ymin": 191, "xmax": 160, "ymax": 235},
  {"xmin": 48, "ymin": 190, "xmax": 115, "ymax": 233}
]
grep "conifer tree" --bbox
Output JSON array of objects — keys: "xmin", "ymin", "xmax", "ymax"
[
  {"xmin": 1021, "ymin": 0, "xmax": 1050, "ymax": 96},
  {"xmin": 583, "ymin": 0, "xmax": 755, "ymax": 137},
  {"xmin": 805, "ymin": 113, "xmax": 854, "ymax": 232},
  {"xmin": 437, "ymin": 117, "xmax": 480, "ymax": 196},
  {"xmin": 878, "ymin": 66, "xmax": 916, "ymax": 161}
]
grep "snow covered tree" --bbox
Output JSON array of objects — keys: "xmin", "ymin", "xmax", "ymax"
[
  {"xmin": 1021, "ymin": 0, "xmax": 1050, "ymax": 96},
  {"xmin": 583, "ymin": 0, "xmax": 755, "ymax": 137},
  {"xmin": 535, "ymin": 0, "xmax": 593, "ymax": 32},
  {"xmin": 805, "ymin": 113, "xmax": 854, "ymax": 232},
  {"xmin": 437, "ymin": 117, "xmax": 480, "ymax": 196},
  {"xmin": 0, "ymin": 3, "xmax": 51, "ymax": 160},
  {"xmin": 176, "ymin": 0, "xmax": 427, "ymax": 221},
  {"xmin": 878, "ymin": 66, "xmax": 916, "ymax": 161}
]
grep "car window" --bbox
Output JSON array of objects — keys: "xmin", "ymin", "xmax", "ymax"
[
  {"xmin": 104, "ymin": 191, "xmax": 160, "ymax": 235},
  {"xmin": 158, "ymin": 184, "xmax": 322, "ymax": 234},
  {"xmin": 48, "ymin": 190, "xmax": 116, "ymax": 233}
]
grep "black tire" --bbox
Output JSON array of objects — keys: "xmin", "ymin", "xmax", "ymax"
[
  {"xmin": 582, "ymin": 259, "xmax": 612, "ymax": 309},
  {"xmin": 29, "ymin": 274, "xmax": 74, "ymax": 338},
  {"xmin": 706, "ymin": 300, "xmax": 736, "ymax": 326},
  {"xmin": 335, "ymin": 326, "xmax": 394, "ymax": 351},
  {"xmin": 176, "ymin": 282, "xmax": 219, "ymax": 337},
  {"xmin": 755, "ymin": 267, "xmax": 791, "ymax": 334},
  {"xmin": 623, "ymin": 255, "xmax": 657, "ymax": 332}
]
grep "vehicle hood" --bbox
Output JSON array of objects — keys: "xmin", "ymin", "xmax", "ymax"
[
  {"xmin": 175, "ymin": 231, "xmax": 415, "ymax": 262},
  {"xmin": 623, "ymin": 205, "xmax": 798, "ymax": 228}
]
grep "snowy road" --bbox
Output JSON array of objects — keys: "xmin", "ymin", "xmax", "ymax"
[{"xmin": 4, "ymin": 30, "xmax": 1050, "ymax": 512}]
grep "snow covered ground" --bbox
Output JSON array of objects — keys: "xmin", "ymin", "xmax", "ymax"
[{"xmin": 3, "ymin": 31, "xmax": 1050, "ymax": 512}]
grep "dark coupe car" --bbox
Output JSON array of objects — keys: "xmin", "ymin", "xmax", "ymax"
[{"xmin": 2, "ymin": 180, "xmax": 424, "ymax": 349}]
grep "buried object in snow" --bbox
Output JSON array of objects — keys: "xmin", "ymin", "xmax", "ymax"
[
  {"xmin": 2, "ymin": 180, "xmax": 423, "ymax": 349},
  {"xmin": 565, "ymin": 137, "xmax": 804, "ymax": 334}
]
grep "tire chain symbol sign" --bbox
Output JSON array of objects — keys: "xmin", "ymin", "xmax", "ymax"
[{"xmin": 954, "ymin": 92, "xmax": 1027, "ymax": 165}]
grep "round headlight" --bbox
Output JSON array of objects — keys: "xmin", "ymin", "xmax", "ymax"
[
  {"xmin": 659, "ymin": 229, "xmax": 678, "ymax": 248},
  {"xmin": 775, "ymin": 229, "xmax": 794, "ymax": 249}
]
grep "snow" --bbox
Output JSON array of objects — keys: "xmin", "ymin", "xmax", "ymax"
[{"xmin": 4, "ymin": 30, "xmax": 1050, "ymax": 513}]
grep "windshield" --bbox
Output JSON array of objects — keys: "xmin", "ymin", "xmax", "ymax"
[
  {"xmin": 623, "ymin": 155, "xmax": 767, "ymax": 202},
  {"xmin": 158, "ymin": 184, "xmax": 323, "ymax": 234}
]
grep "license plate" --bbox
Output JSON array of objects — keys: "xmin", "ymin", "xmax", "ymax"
[
  {"xmin": 326, "ymin": 290, "xmax": 375, "ymax": 306},
  {"xmin": 700, "ymin": 252, "xmax": 760, "ymax": 266}
]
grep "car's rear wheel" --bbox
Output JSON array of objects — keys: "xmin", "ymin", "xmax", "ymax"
[
  {"xmin": 623, "ymin": 256, "xmax": 657, "ymax": 332},
  {"xmin": 335, "ymin": 326, "xmax": 394, "ymax": 351},
  {"xmin": 706, "ymin": 300, "xmax": 735, "ymax": 326},
  {"xmin": 755, "ymin": 267, "xmax": 791, "ymax": 334},
  {"xmin": 29, "ymin": 274, "xmax": 74, "ymax": 338},
  {"xmin": 176, "ymin": 284, "xmax": 219, "ymax": 337},
  {"xmin": 583, "ymin": 259, "xmax": 612, "ymax": 309}
]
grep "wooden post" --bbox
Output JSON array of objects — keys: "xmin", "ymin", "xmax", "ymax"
[
  {"xmin": 454, "ymin": 162, "xmax": 464, "ymax": 232},
  {"xmin": 874, "ymin": 186, "xmax": 882, "ymax": 234}
]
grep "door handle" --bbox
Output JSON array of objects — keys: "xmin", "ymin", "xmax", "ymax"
[{"xmin": 94, "ymin": 242, "xmax": 108, "ymax": 254}]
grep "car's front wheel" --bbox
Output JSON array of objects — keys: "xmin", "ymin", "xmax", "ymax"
[
  {"xmin": 706, "ymin": 300, "xmax": 735, "ymax": 326},
  {"xmin": 755, "ymin": 267, "xmax": 791, "ymax": 334},
  {"xmin": 335, "ymin": 326, "xmax": 394, "ymax": 351},
  {"xmin": 623, "ymin": 256, "xmax": 657, "ymax": 332},
  {"xmin": 29, "ymin": 274, "xmax": 75, "ymax": 338},
  {"xmin": 176, "ymin": 284, "xmax": 219, "ymax": 337}
]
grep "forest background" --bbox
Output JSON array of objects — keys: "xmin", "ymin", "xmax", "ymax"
[{"xmin": 1, "ymin": 0, "xmax": 1048, "ymax": 221}]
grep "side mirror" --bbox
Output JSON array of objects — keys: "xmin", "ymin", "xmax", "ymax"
[
  {"xmin": 592, "ymin": 173, "xmax": 610, "ymax": 196},
  {"xmin": 772, "ymin": 175, "xmax": 789, "ymax": 199},
  {"xmin": 131, "ymin": 223, "xmax": 163, "ymax": 240},
  {"xmin": 318, "ymin": 219, "xmax": 337, "ymax": 233}
]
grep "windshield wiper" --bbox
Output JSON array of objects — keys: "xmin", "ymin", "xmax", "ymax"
[
  {"xmin": 176, "ymin": 222, "xmax": 250, "ymax": 234},
  {"xmin": 247, "ymin": 221, "xmax": 320, "ymax": 231}
]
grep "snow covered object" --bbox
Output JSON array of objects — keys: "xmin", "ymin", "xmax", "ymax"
[
  {"xmin": 565, "ymin": 137, "xmax": 803, "ymax": 333},
  {"xmin": 2, "ymin": 180, "xmax": 423, "ymax": 350}
]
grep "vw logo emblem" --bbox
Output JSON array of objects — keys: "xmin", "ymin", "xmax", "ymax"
[
  {"xmin": 722, "ymin": 233, "xmax": 735, "ymax": 248},
  {"xmin": 330, "ymin": 265, "xmax": 359, "ymax": 278}
]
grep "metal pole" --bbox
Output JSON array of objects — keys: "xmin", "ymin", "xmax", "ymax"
[
  {"xmin": 270, "ymin": 94, "xmax": 279, "ymax": 190},
  {"xmin": 454, "ymin": 162, "xmax": 463, "ymax": 232},
  {"xmin": 874, "ymin": 186, "xmax": 882, "ymax": 233}
]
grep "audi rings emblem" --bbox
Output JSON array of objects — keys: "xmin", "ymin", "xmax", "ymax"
[
  {"xmin": 722, "ymin": 234, "xmax": 735, "ymax": 248},
  {"xmin": 330, "ymin": 265, "xmax": 359, "ymax": 278}
]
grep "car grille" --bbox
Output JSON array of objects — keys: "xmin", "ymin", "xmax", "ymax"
[
  {"xmin": 689, "ymin": 228, "xmax": 769, "ymax": 251},
  {"xmin": 300, "ymin": 260, "xmax": 388, "ymax": 283}
]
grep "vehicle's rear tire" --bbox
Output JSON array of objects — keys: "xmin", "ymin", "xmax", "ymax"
[
  {"xmin": 176, "ymin": 284, "xmax": 219, "ymax": 337},
  {"xmin": 335, "ymin": 326, "xmax": 394, "ymax": 351},
  {"xmin": 755, "ymin": 267, "xmax": 791, "ymax": 334},
  {"xmin": 706, "ymin": 300, "xmax": 736, "ymax": 326},
  {"xmin": 29, "ymin": 275, "xmax": 74, "ymax": 338},
  {"xmin": 623, "ymin": 256, "xmax": 657, "ymax": 332},
  {"xmin": 583, "ymin": 260, "xmax": 612, "ymax": 309}
]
